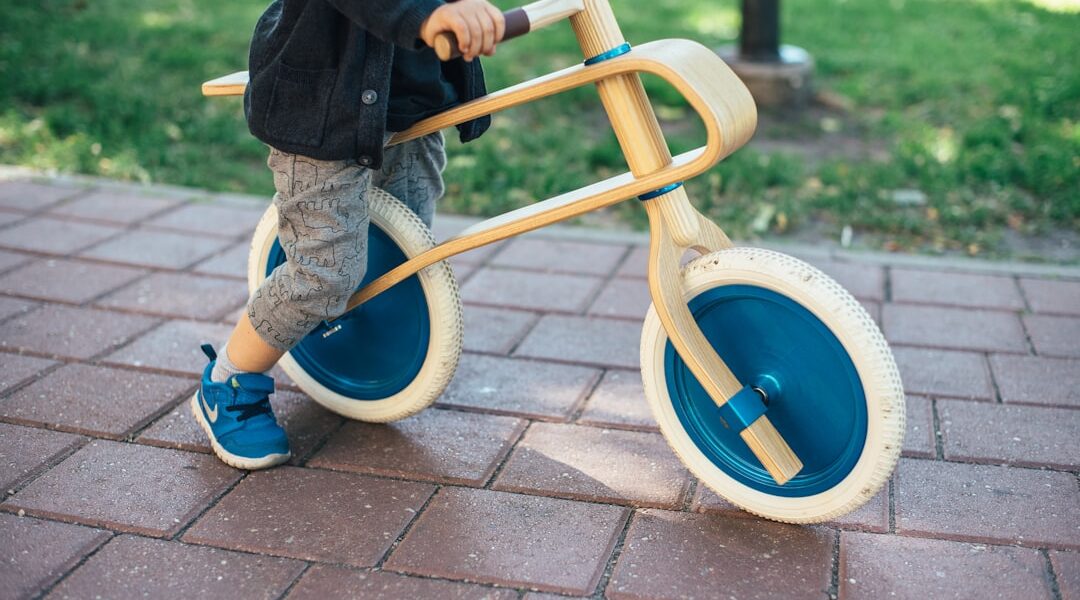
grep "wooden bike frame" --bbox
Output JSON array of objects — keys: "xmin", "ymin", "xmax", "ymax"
[{"xmin": 202, "ymin": 0, "xmax": 802, "ymax": 483}]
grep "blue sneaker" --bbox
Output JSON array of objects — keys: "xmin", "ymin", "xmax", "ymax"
[{"xmin": 191, "ymin": 344, "xmax": 290, "ymax": 470}]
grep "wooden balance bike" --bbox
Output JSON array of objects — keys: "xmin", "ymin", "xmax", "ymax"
[{"xmin": 203, "ymin": 0, "xmax": 905, "ymax": 523}]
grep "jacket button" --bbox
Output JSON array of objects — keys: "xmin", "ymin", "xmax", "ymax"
[
  {"xmin": 361, "ymin": 90, "xmax": 378, "ymax": 105},
  {"xmin": 358, "ymin": 155, "xmax": 373, "ymax": 166}
]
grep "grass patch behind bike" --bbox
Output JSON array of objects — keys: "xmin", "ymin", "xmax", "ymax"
[{"xmin": 2, "ymin": 0, "xmax": 1077, "ymax": 259}]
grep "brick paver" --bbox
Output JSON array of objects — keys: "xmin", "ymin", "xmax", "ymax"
[
  {"xmin": 461, "ymin": 267, "xmax": 604, "ymax": 313},
  {"xmin": 0, "ymin": 258, "xmax": 145, "ymax": 304},
  {"xmin": 489, "ymin": 238, "xmax": 627, "ymax": 275},
  {"xmin": 814, "ymin": 259, "xmax": 885, "ymax": 301},
  {"xmin": 616, "ymin": 245, "xmax": 649, "ymax": 278},
  {"xmin": 0, "ymin": 513, "xmax": 110, "ymax": 599},
  {"xmin": 989, "ymin": 354, "xmax": 1080, "ymax": 408},
  {"xmin": 937, "ymin": 400, "xmax": 1079, "ymax": 469},
  {"xmin": 0, "ymin": 303, "xmax": 157, "ymax": 359},
  {"xmin": 138, "ymin": 389, "xmax": 341, "ymax": 463},
  {"xmin": 1052, "ymin": 551, "xmax": 1080, "ymax": 600},
  {"xmin": 48, "ymin": 189, "xmax": 183, "ymax": 225},
  {"xmin": 1020, "ymin": 277, "xmax": 1080, "ymax": 316},
  {"xmin": 190, "ymin": 242, "xmax": 249, "ymax": 279},
  {"xmin": 492, "ymin": 422, "xmax": 692, "ymax": 508},
  {"xmin": 309, "ymin": 408, "xmax": 525, "ymax": 486},
  {"xmin": 49, "ymin": 535, "xmax": 305, "ymax": 599},
  {"xmin": 0, "ymin": 363, "xmax": 189, "ymax": 439},
  {"xmin": 0, "ymin": 423, "xmax": 84, "ymax": 493},
  {"xmin": 438, "ymin": 353, "xmax": 600, "ymax": 421},
  {"xmin": 183, "ymin": 467, "xmax": 434, "ymax": 567},
  {"xmin": 0, "ymin": 295, "xmax": 36, "ymax": 321},
  {"xmin": 514, "ymin": 314, "xmax": 641, "ymax": 369},
  {"xmin": 5, "ymin": 177, "xmax": 1080, "ymax": 598},
  {"xmin": 0, "ymin": 352, "xmax": 57, "ymax": 395},
  {"xmin": 608, "ymin": 509, "xmax": 834, "ymax": 599},
  {"xmin": 830, "ymin": 486, "xmax": 893, "ymax": 534},
  {"xmin": 461, "ymin": 305, "xmax": 537, "ymax": 355},
  {"xmin": 104, "ymin": 319, "xmax": 233, "ymax": 374},
  {"xmin": 891, "ymin": 268, "xmax": 1025, "ymax": 310},
  {"xmin": 587, "ymin": 278, "xmax": 652, "ymax": 320},
  {"xmin": 894, "ymin": 458, "xmax": 1080, "ymax": 549},
  {"xmin": 0, "ymin": 180, "xmax": 81, "ymax": 211},
  {"xmin": 904, "ymin": 395, "xmax": 935, "ymax": 458},
  {"xmin": 449, "ymin": 260, "xmax": 477, "ymax": 282},
  {"xmin": 81, "ymin": 229, "xmax": 233, "ymax": 269},
  {"xmin": 3, "ymin": 440, "xmax": 241, "ymax": 537},
  {"xmin": 891, "ymin": 346, "xmax": 994, "ymax": 400},
  {"xmin": 577, "ymin": 369, "xmax": 658, "ymax": 432},
  {"xmin": 0, "ymin": 210, "xmax": 25, "ymax": 227},
  {"xmin": 0, "ymin": 248, "xmax": 32, "ymax": 273},
  {"xmin": 144, "ymin": 202, "xmax": 265, "ymax": 238},
  {"xmin": 1024, "ymin": 314, "xmax": 1080, "ymax": 358},
  {"xmin": 386, "ymin": 487, "xmax": 628, "ymax": 595},
  {"xmin": 288, "ymin": 565, "xmax": 519, "ymax": 600},
  {"xmin": 883, "ymin": 304, "xmax": 1029, "ymax": 353},
  {"xmin": 95, "ymin": 271, "xmax": 247, "ymax": 320},
  {"xmin": 0, "ymin": 217, "xmax": 121, "ymax": 255},
  {"xmin": 840, "ymin": 531, "xmax": 1054, "ymax": 599}
]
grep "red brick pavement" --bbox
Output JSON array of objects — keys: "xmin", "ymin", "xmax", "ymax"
[{"xmin": 1, "ymin": 177, "xmax": 1078, "ymax": 598}]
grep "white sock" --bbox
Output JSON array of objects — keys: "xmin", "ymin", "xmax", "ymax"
[{"xmin": 210, "ymin": 344, "xmax": 247, "ymax": 383}]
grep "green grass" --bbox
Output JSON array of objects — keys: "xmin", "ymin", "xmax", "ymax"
[{"xmin": 2, "ymin": 0, "xmax": 1078, "ymax": 257}]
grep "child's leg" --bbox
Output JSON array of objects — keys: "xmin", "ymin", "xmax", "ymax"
[
  {"xmin": 193, "ymin": 149, "xmax": 374, "ymax": 469},
  {"xmin": 224, "ymin": 148, "xmax": 375, "ymax": 373},
  {"xmin": 372, "ymin": 131, "xmax": 447, "ymax": 228},
  {"xmin": 219, "ymin": 130, "xmax": 440, "ymax": 376},
  {"xmin": 219, "ymin": 312, "xmax": 283, "ymax": 375}
]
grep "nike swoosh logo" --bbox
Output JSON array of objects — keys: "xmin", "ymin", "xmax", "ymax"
[{"xmin": 201, "ymin": 391, "xmax": 219, "ymax": 423}]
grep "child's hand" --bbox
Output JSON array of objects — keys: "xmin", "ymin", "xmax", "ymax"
[{"xmin": 420, "ymin": 0, "xmax": 505, "ymax": 62}]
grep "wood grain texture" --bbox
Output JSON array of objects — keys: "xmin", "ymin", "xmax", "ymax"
[
  {"xmin": 569, "ymin": 0, "xmax": 625, "ymax": 58},
  {"xmin": 524, "ymin": 0, "xmax": 586, "ymax": 30},
  {"xmin": 201, "ymin": 20, "xmax": 792, "ymax": 479},
  {"xmin": 339, "ymin": 39, "xmax": 756, "ymax": 312},
  {"xmin": 642, "ymin": 199, "xmax": 802, "ymax": 484},
  {"xmin": 201, "ymin": 71, "xmax": 248, "ymax": 97}
]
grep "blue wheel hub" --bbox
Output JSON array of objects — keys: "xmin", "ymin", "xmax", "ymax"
[
  {"xmin": 265, "ymin": 223, "xmax": 430, "ymax": 399},
  {"xmin": 664, "ymin": 284, "xmax": 867, "ymax": 496}
]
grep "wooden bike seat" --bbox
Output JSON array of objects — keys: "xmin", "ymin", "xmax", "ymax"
[{"xmin": 202, "ymin": 71, "xmax": 249, "ymax": 97}]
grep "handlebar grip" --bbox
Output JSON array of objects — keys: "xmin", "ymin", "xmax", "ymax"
[{"xmin": 434, "ymin": 8, "xmax": 530, "ymax": 61}]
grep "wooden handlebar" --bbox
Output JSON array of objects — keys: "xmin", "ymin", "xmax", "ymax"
[
  {"xmin": 433, "ymin": 8, "xmax": 529, "ymax": 61},
  {"xmin": 432, "ymin": 0, "xmax": 585, "ymax": 61}
]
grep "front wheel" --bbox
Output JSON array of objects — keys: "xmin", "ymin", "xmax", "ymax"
[
  {"xmin": 247, "ymin": 187, "xmax": 463, "ymax": 422},
  {"xmin": 640, "ymin": 247, "xmax": 904, "ymax": 523}
]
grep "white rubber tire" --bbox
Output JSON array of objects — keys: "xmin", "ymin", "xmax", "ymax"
[
  {"xmin": 640, "ymin": 247, "xmax": 905, "ymax": 523},
  {"xmin": 247, "ymin": 187, "xmax": 463, "ymax": 422}
]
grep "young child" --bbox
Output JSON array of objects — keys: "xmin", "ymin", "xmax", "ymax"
[{"xmin": 193, "ymin": 0, "xmax": 505, "ymax": 469}]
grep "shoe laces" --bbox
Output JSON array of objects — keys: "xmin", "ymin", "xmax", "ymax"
[
  {"xmin": 226, "ymin": 374, "xmax": 276, "ymax": 423},
  {"xmin": 226, "ymin": 399, "xmax": 273, "ymax": 422}
]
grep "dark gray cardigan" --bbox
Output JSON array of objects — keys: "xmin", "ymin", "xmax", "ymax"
[{"xmin": 244, "ymin": 0, "xmax": 490, "ymax": 169}]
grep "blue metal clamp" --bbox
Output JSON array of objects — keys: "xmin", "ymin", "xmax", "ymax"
[
  {"xmin": 584, "ymin": 42, "xmax": 632, "ymax": 65},
  {"xmin": 717, "ymin": 385, "xmax": 769, "ymax": 431}
]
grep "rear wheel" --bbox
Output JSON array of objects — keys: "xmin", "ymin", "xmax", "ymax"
[
  {"xmin": 640, "ymin": 247, "xmax": 904, "ymax": 523},
  {"xmin": 247, "ymin": 187, "xmax": 463, "ymax": 422}
]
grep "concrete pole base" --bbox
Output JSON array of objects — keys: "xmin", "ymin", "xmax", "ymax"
[{"xmin": 716, "ymin": 45, "xmax": 815, "ymax": 109}]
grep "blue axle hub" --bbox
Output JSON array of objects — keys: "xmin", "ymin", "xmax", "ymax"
[{"xmin": 664, "ymin": 284, "xmax": 868, "ymax": 496}]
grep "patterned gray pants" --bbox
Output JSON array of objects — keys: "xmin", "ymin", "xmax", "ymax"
[{"xmin": 248, "ymin": 132, "xmax": 446, "ymax": 351}]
